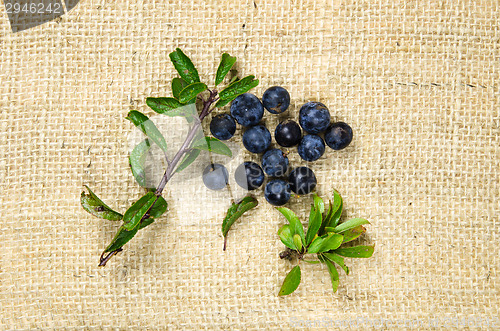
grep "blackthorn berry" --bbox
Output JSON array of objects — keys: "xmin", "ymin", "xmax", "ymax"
[
  {"xmin": 274, "ymin": 119, "xmax": 302, "ymax": 147},
  {"xmin": 230, "ymin": 93, "xmax": 264, "ymax": 127},
  {"xmin": 202, "ymin": 163, "xmax": 229, "ymax": 191},
  {"xmin": 324, "ymin": 122, "xmax": 353, "ymax": 150},
  {"xmin": 264, "ymin": 179, "xmax": 291, "ymax": 206},
  {"xmin": 242, "ymin": 125, "xmax": 271, "ymax": 154},
  {"xmin": 297, "ymin": 134, "xmax": 325, "ymax": 162},
  {"xmin": 210, "ymin": 113, "xmax": 236, "ymax": 141},
  {"xmin": 288, "ymin": 166, "xmax": 317, "ymax": 195},
  {"xmin": 262, "ymin": 86, "xmax": 290, "ymax": 114},
  {"xmin": 261, "ymin": 149, "xmax": 289, "ymax": 177},
  {"xmin": 234, "ymin": 161, "xmax": 265, "ymax": 190},
  {"xmin": 299, "ymin": 102, "xmax": 331, "ymax": 134}
]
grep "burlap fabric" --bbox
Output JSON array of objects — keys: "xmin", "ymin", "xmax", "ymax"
[{"xmin": 1, "ymin": 0, "xmax": 498, "ymax": 329}]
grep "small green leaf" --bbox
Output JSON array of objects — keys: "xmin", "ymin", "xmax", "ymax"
[
  {"xmin": 179, "ymin": 82, "xmax": 208, "ymax": 103},
  {"xmin": 342, "ymin": 225, "xmax": 366, "ymax": 243},
  {"xmin": 126, "ymin": 110, "xmax": 168, "ymax": 153},
  {"xmin": 228, "ymin": 72, "xmax": 239, "ymax": 84},
  {"xmin": 307, "ymin": 233, "xmax": 343, "ymax": 254},
  {"xmin": 81, "ymin": 185, "xmax": 123, "ymax": 221},
  {"xmin": 276, "ymin": 207, "xmax": 305, "ymax": 242},
  {"xmin": 138, "ymin": 218, "xmax": 155, "ymax": 230},
  {"xmin": 319, "ymin": 201, "xmax": 333, "ymax": 235},
  {"xmin": 333, "ymin": 218, "xmax": 370, "ymax": 234},
  {"xmin": 129, "ymin": 139, "xmax": 154, "ymax": 188},
  {"xmin": 334, "ymin": 245, "xmax": 375, "ymax": 258},
  {"xmin": 191, "ymin": 136, "xmax": 232, "ymax": 157},
  {"xmin": 305, "ymin": 204, "xmax": 322, "ymax": 245},
  {"xmin": 122, "ymin": 192, "xmax": 158, "ymax": 231},
  {"xmin": 293, "ymin": 234, "xmax": 303, "ymax": 252},
  {"xmin": 330, "ymin": 192, "xmax": 343, "ymax": 228},
  {"xmin": 172, "ymin": 78, "xmax": 189, "ymax": 100},
  {"xmin": 175, "ymin": 149, "xmax": 201, "ymax": 173},
  {"xmin": 278, "ymin": 225, "xmax": 295, "ymax": 250},
  {"xmin": 216, "ymin": 75, "xmax": 259, "ymax": 107},
  {"xmin": 278, "ymin": 265, "xmax": 301, "ymax": 296},
  {"xmin": 215, "ymin": 53, "xmax": 237, "ymax": 86},
  {"xmin": 221, "ymin": 196, "xmax": 258, "ymax": 249},
  {"xmin": 313, "ymin": 194, "xmax": 325, "ymax": 214},
  {"xmin": 104, "ymin": 225, "xmax": 139, "ymax": 253},
  {"xmin": 319, "ymin": 233, "xmax": 344, "ymax": 252},
  {"xmin": 322, "ymin": 190, "xmax": 343, "ymax": 230},
  {"xmin": 322, "ymin": 252, "xmax": 349, "ymax": 275},
  {"xmin": 169, "ymin": 48, "xmax": 200, "ymax": 84},
  {"xmin": 149, "ymin": 195, "xmax": 167, "ymax": 219},
  {"xmin": 146, "ymin": 97, "xmax": 184, "ymax": 114},
  {"xmin": 323, "ymin": 257, "xmax": 340, "ymax": 292}
]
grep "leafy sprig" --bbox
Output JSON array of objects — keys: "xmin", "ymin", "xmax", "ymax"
[
  {"xmin": 81, "ymin": 49, "xmax": 259, "ymax": 266},
  {"xmin": 277, "ymin": 191, "xmax": 374, "ymax": 296}
]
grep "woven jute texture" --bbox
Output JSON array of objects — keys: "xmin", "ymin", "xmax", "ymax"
[{"xmin": 1, "ymin": 0, "xmax": 499, "ymax": 329}]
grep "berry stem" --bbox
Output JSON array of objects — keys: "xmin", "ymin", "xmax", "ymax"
[{"xmin": 155, "ymin": 89, "xmax": 218, "ymax": 196}]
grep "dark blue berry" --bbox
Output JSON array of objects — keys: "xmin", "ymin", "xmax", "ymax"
[
  {"xmin": 234, "ymin": 161, "xmax": 265, "ymax": 190},
  {"xmin": 230, "ymin": 93, "xmax": 264, "ymax": 127},
  {"xmin": 299, "ymin": 102, "xmax": 331, "ymax": 134},
  {"xmin": 297, "ymin": 134, "xmax": 325, "ymax": 161},
  {"xmin": 288, "ymin": 166, "xmax": 317, "ymax": 195},
  {"xmin": 242, "ymin": 125, "xmax": 271, "ymax": 154},
  {"xmin": 324, "ymin": 122, "xmax": 353, "ymax": 150},
  {"xmin": 210, "ymin": 114, "xmax": 236, "ymax": 141},
  {"xmin": 262, "ymin": 86, "xmax": 290, "ymax": 114},
  {"xmin": 262, "ymin": 149, "xmax": 289, "ymax": 177},
  {"xmin": 264, "ymin": 179, "xmax": 291, "ymax": 206},
  {"xmin": 202, "ymin": 163, "xmax": 229, "ymax": 190},
  {"xmin": 275, "ymin": 119, "xmax": 302, "ymax": 147}
]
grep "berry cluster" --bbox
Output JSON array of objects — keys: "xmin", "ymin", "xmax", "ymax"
[{"xmin": 204, "ymin": 86, "xmax": 353, "ymax": 206}]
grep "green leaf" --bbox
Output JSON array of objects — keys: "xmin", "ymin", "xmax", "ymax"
[
  {"xmin": 333, "ymin": 218, "xmax": 370, "ymax": 234},
  {"xmin": 168, "ymin": 48, "xmax": 200, "ymax": 84},
  {"xmin": 215, "ymin": 53, "xmax": 237, "ymax": 86},
  {"xmin": 278, "ymin": 266, "xmax": 301, "ymax": 296},
  {"xmin": 277, "ymin": 225, "xmax": 295, "ymax": 250},
  {"xmin": 172, "ymin": 78, "xmax": 189, "ymax": 100},
  {"xmin": 322, "ymin": 252, "xmax": 349, "ymax": 275},
  {"xmin": 126, "ymin": 110, "xmax": 168, "ymax": 153},
  {"xmin": 138, "ymin": 218, "xmax": 155, "ymax": 230},
  {"xmin": 122, "ymin": 192, "xmax": 158, "ymax": 231},
  {"xmin": 305, "ymin": 203, "xmax": 322, "ymax": 245},
  {"xmin": 129, "ymin": 139, "xmax": 154, "ymax": 188},
  {"xmin": 322, "ymin": 190, "xmax": 343, "ymax": 230},
  {"xmin": 216, "ymin": 75, "xmax": 259, "ymax": 107},
  {"xmin": 191, "ymin": 136, "xmax": 232, "ymax": 157},
  {"xmin": 146, "ymin": 97, "xmax": 184, "ymax": 114},
  {"xmin": 175, "ymin": 149, "xmax": 201, "ymax": 173},
  {"xmin": 221, "ymin": 196, "xmax": 258, "ymax": 249},
  {"xmin": 342, "ymin": 225, "xmax": 366, "ymax": 243},
  {"xmin": 149, "ymin": 195, "xmax": 167, "ymax": 219},
  {"xmin": 104, "ymin": 225, "xmax": 139, "ymax": 253},
  {"xmin": 307, "ymin": 232, "xmax": 343, "ymax": 254},
  {"xmin": 313, "ymin": 194, "xmax": 325, "ymax": 214},
  {"xmin": 276, "ymin": 207, "xmax": 305, "ymax": 242},
  {"xmin": 334, "ymin": 245, "xmax": 375, "ymax": 258},
  {"xmin": 330, "ymin": 192, "xmax": 343, "ymax": 228},
  {"xmin": 293, "ymin": 234, "xmax": 303, "ymax": 252},
  {"xmin": 319, "ymin": 233, "xmax": 344, "ymax": 252},
  {"xmin": 228, "ymin": 71, "xmax": 239, "ymax": 84},
  {"xmin": 81, "ymin": 185, "xmax": 123, "ymax": 221},
  {"xmin": 322, "ymin": 256, "xmax": 340, "ymax": 292},
  {"xmin": 179, "ymin": 82, "xmax": 208, "ymax": 103}
]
